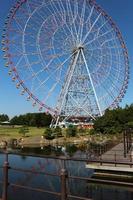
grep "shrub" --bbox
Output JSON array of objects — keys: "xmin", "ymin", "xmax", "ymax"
[
  {"xmin": 53, "ymin": 126, "xmax": 62, "ymax": 137},
  {"xmin": 19, "ymin": 126, "xmax": 29, "ymax": 137},
  {"xmin": 65, "ymin": 144, "xmax": 77, "ymax": 156},
  {"xmin": 88, "ymin": 129, "xmax": 96, "ymax": 135},
  {"xmin": 66, "ymin": 125, "xmax": 77, "ymax": 137},
  {"xmin": 43, "ymin": 128, "xmax": 55, "ymax": 140}
]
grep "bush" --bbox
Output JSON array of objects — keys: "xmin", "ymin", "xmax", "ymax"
[
  {"xmin": 10, "ymin": 112, "xmax": 52, "ymax": 127},
  {"xmin": 66, "ymin": 125, "xmax": 77, "ymax": 137},
  {"xmin": 65, "ymin": 144, "xmax": 77, "ymax": 156},
  {"xmin": 53, "ymin": 126, "xmax": 62, "ymax": 137},
  {"xmin": 19, "ymin": 126, "xmax": 29, "ymax": 137},
  {"xmin": 88, "ymin": 129, "xmax": 96, "ymax": 135},
  {"xmin": 43, "ymin": 128, "xmax": 55, "ymax": 140}
]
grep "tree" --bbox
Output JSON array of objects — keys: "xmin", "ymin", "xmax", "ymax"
[
  {"xmin": 93, "ymin": 104, "xmax": 133, "ymax": 134},
  {"xmin": 0, "ymin": 114, "xmax": 9, "ymax": 122},
  {"xmin": 66, "ymin": 125, "xmax": 77, "ymax": 137},
  {"xmin": 65, "ymin": 144, "xmax": 77, "ymax": 156},
  {"xmin": 43, "ymin": 128, "xmax": 55, "ymax": 140},
  {"xmin": 53, "ymin": 126, "xmax": 62, "ymax": 137},
  {"xmin": 19, "ymin": 126, "xmax": 29, "ymax": 137},
  {"xmin": 125, "ymin": 121, "xmax": 133, "ymax": 130},
  {"xmin": 10, "ymin": 112, "xmax": 52, "ymax": 127}
]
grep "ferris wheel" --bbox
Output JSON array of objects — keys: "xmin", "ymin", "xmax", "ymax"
[{"xmin": 2, "ymin": 0, "xmax": 129, "ymax": 125}]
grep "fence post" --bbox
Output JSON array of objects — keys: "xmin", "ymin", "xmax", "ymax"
[
  {"xmin": 114, "ymin": 153, "xmax": 116, "ymax": 167},
  {"xmin": 130, "ymin": 154, "xmax": 132, "ymax": 168},
  {"xmin": 123, "ymin": 131, "xmax": 127, "ymax": 158},
  {"xmin": 100, "ymin": 154, "xmax": 102, "ymax": 166},
  {"xmin": 60, "ymin": 168, "xmax": 68, "ymax": 200},
  {"xmin": 2, "ymin": 151, "xmax": 9, "ymax": 200}
]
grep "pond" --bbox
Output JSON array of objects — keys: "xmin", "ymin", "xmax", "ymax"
[{"xmin": 0, "ymin": 145, "xmax": 133, "ymax": 200}]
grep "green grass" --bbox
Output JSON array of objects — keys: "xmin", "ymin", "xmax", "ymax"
[
  {"xmin": 0, "ymin": 126, "xmax": 122, "ymax": 145},
  {"xmin": 0, "ymin": 126, "xmax": 45, "ymax": 139}
]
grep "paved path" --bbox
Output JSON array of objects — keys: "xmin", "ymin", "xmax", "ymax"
[
  {"xmin": 86, "ymin": 142, "xmax": 133, "ymax": 171},
  {"xmin": 101, "ymin": 143, "xmax": 133, "ymax": 162},
  {"xmin": 86, "ymin": 164, "xmax": 133, "ymax": 172}
]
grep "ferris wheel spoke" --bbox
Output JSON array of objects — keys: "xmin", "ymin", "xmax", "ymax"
[
  {"xmin": 24, "ymin": 52, "xmax": 40, "ymax": 56},
  {"xmin": 101, "ymin": 37, "xmax": 117, "ymax": 47},
  {"xmin": 107, "ymin": 86, "xmax": 120, "ymax": 105},
  {"xmin": 33, "ymin": 58, "xmax": 55, "ymax": 78},
  {"xmin": 19, "ymin": 73, "xmax": 36, "ymax": 86},
  {"xmin": 74, "ymin": 0, "xmax": 79, "ymax": 19},
  {"xmin": 94, "ymin": 60, "xmax": 123, "ymax": 83},
  {"xmin": 101, "ymin": 83, "xmax": 119, "ymax": 103},
  {"xmin": 57, "ymin": 0, "xmax": 76, "ymax": 38},
  {"xmin": 82, "ymin": 13, "xmax": 101, "ymax": 44},
  {"xmin": 19, "ymin": 5, "xmax": 30, "ymax": 18},
  {"xmin": 35, "ymin": 10, "xmax": 46, "ymax": 21},
  {"xmin": 28, "ymin": 0, "xmax": 42, "ymax": 11},
  {"xmin": 26, "ymin": 0, "xmax": 32, "ymax": 15},
  {"xmin": 100, "ymin": 96, "xmax": 111, "ymax": 110},
  {"xmin": 103, "ymin": 77, "xmax": 122, "ymax": 96},
  {"xmin": 40, "ymin": 49, "xmax": 70, "ymax": 69},
  {"xmin": 86, "ymin": 45, "xmax": 121, "ymax": 51},
  {"xmin": 42, "ymin": 82, "xmax": 58, "ymax": 103},
  {"xmin": 78, "ymin": 0, "xmax": 86, "ymax": 43},
  {"xmin": 18, "ymin": 60, "xmax": 42, "ymax": 70},
  {"xmin": 8, "ymin": 28, "xmax": 23, "ymax": 35},
  {"xmin": 66, "ymin": 0, "xmax": 78, "ymax": 40},
  {"xmin": 85, "ymin": 5, "xmax": 94, "ymax": 28},
  {"xmin": 110, "ymin": 74, "xmax": 124, "ymax": 88},
  {"xmin": 10, "ymin": 47, "xmax": 22, "ymax": 55},
  {"xmin": 84, "ymin": 28, "xmax": 114, "ymax": 47},
  {"xmin": 93, "ymin": 18, "xmax": 110, "ymax": 38},
  {"xmin": 49, "ymin": 1, "xmax": 66, "ymax": 36},
  {"xmin": 42, "ymin": 81, "xmax": 59, "ymax": 104},
  {"xmin": 47, "ymin": 7, "xmax": 60, "ymax": 28},
  {"xmin": 38, "ymin": 48, "xmax": 70, "ymax": 83},
  {"xmin": 22, "ymin": 39, "xmax": 42, "ymax": 86},
  {"xmin": 49, "ymin": 1, "xmax": 76, "ymax": 43},
  {"xmin": 13, "ymin": 56, "xmax": 24, "ymax": 70},
  {"xmin": 33, "ymin": 51, "xmax": 76, "ymax": 93},
  {"xmin": 13, "ymin": 17, "xmax": 24, "ymax": 32},
  {"xmin": 61, "ymin": 9, "xmax": 77, "ymax": 41}
]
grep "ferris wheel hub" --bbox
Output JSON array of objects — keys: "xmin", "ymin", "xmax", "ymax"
[
  {"xmin": 78, "ymin": 45, "xmax": 84, "ymax": 50},
  {"xmin": 72, "ymin": 45, "xmax": 84, "ymax": 54}
]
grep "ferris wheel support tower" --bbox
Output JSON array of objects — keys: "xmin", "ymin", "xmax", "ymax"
[{"xmin": 55, "ymin": 45, "xmax": 103, "ymax": 127}]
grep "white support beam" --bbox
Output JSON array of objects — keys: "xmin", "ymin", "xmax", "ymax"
[{"xmin": 81, "ymin": 49, "xmax": 102, "ymax": 116}]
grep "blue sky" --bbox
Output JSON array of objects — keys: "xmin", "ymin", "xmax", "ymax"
[{"xmin": 0, "ymin": 0, "xmax": 133, "ymax": 118}]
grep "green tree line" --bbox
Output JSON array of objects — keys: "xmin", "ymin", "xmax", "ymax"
[
  {"xmin": 1, "ymin": 104, "xmax": 133, "ymax": 131},
  {"xmin": 10, "ymin": 112, "xmax": 52, "ymax": 127},
  {"xmin": 94, "ymin": 104, "xmax": 133, "ymax": 134},
  {"xmin": 0, "ymin": 114, "xmax": 9, "ymax": 122}
]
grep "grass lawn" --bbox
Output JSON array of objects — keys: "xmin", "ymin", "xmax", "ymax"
[
  {"xmin": 0, "ymin": 126, "xmax": 122, "ymax": 146},
  {"xmin": 0, "ymin": 126, "xmax": 45, "ymax": 139}
]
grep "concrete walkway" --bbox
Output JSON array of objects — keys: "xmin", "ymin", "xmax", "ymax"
[
  {"xmin": 86, "ymin": 143, "xmax": 133, "ymax": 172},
  {"xmin": 101, "ymin": 143, "xmax": 133, "ymax": 162}
]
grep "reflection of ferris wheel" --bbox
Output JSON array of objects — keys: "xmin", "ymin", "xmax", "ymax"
[{"xmin": 2, "ymin": 0, "xmax": 129, "ymax": 125}]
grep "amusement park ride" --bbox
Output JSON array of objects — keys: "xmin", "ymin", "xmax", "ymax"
[{"xmin": 2, "ymin": 0, "xmax": 129, "ymax": 127}]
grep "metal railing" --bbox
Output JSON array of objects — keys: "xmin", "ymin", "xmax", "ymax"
[
  {"xmin": 0, "ymin": 151, "xmax": 92, "ymax": 200},
  {"xmin": 0, "ymin": 148, "xmax": 133, "ymax": 200}
]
